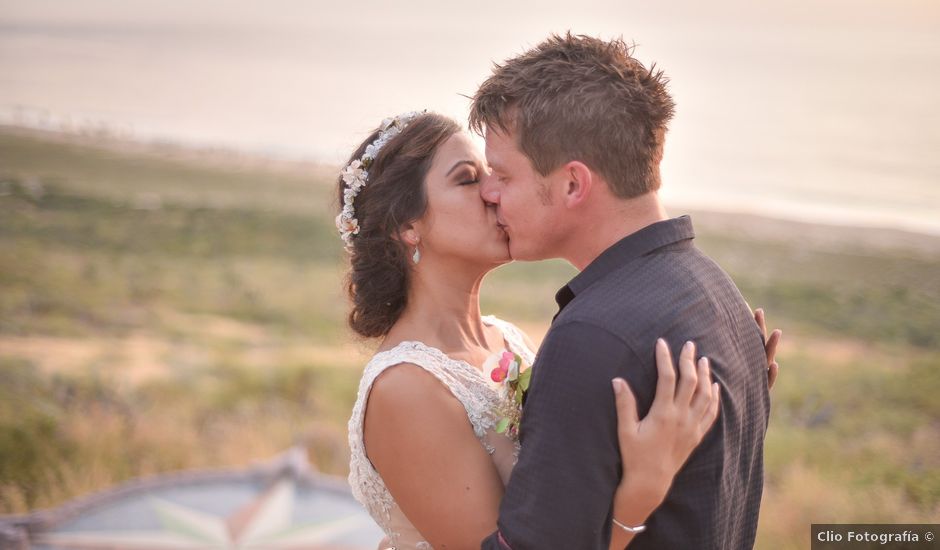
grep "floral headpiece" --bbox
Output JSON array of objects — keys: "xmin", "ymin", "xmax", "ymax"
[{"xmin": 336, "ymin": 110, "xmax": 426, "ymax": 249}]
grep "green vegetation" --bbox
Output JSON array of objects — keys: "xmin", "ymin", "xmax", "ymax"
[{"xmin": 1, "ymin": 128, "xmax": 937, "ymax": 547}]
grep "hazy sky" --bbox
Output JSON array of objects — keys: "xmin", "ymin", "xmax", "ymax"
[{"xmin": 2, "ymin": 0, "xmax": 938, "ymax": 233}]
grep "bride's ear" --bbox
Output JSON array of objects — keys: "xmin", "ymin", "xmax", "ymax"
[{"xmin": 398, "ymin": 223, "xmax": 420, "ymax": 247}]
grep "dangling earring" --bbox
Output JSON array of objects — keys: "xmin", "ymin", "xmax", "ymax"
[{"xmin": 412, "ymin": 246, "xmax": 421, "ymax": 264}]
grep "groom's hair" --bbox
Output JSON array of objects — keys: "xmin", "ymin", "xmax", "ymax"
[{"xmin": 469, "ymin": 33, "xmax": 675, "ymax": 199}]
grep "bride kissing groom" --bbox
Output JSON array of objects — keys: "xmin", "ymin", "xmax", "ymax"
[{"xmin": 340, "ymin": 33, "xmax": 781, "ymax": 549}]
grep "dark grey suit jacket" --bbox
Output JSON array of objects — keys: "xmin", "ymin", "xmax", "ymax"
[{"xmin": 481, "ymin": 216, "xmax": 770, "ymax": 549}]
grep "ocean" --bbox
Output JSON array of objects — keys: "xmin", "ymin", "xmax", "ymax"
[{"xmin": 1, "ymin": 0, "xmax": 938, "ymax": 234}]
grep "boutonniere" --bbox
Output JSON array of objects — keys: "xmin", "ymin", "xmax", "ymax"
[{"xmin": 482, "ymin": 350, "xmax": 532, "ymax": 441}]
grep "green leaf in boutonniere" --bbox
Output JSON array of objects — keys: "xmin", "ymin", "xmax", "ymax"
[{"xmin": 518, "ymin": 367, "xmax": 531, "ymax": 392}]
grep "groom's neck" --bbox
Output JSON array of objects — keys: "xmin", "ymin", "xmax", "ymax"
[{"xmin": 563, "ymin": 191, "xmax": 668, "ymax": 271}]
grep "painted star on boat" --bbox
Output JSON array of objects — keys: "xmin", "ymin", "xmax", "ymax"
[{"xmin": 34, "ymin": 477, "xmax": 370, "ymax": 549}]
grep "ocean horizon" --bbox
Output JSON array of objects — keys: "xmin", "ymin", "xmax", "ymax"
[{"xmin": 2, "ymin": 0, "xmax": 938, "ymax": 236}]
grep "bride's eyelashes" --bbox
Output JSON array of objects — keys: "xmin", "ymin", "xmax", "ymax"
[{"xmin": 456, "ymin": 170, "xmax": 480, "ymax": 186}]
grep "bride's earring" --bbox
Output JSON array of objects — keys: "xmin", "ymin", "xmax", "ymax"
[{"xmin": 412, "ymin": 246, "xmax": 421, "ymax": 264}]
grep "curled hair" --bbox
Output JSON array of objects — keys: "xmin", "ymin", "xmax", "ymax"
[
  {"xmin": 469, "ymin": 32, "xmax": 676, "ymax": 198},
  {"xmin": 337, "ymin": 113, "xmax": 461, "ymax": 338}
]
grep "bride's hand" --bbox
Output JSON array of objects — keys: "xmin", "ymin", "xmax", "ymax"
[
  {"xmin": 754, "ymin": 308, "xmax": 782, "ymax": 389},
  {"xmin": 607, "ymin": 339, "xmax": 720, "ymax": 547}
]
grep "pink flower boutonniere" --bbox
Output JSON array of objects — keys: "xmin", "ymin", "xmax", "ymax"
[{"xmin": 482, "ymin": 350, "xmax": 532, "ymax": 441}]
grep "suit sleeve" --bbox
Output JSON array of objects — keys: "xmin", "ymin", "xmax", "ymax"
[{"xmin": 480, "ymin": 321, "xmax": 651, "ymax": 549}]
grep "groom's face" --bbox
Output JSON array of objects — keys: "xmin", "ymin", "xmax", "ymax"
[{"xmin": 481, "ymin": 128, "xmax": 562, "ymax": 261}]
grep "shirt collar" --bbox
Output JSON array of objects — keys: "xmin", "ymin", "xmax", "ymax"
[{"xmin": 554, "ymin": 216, "xmax": 696, "ymax": 315}]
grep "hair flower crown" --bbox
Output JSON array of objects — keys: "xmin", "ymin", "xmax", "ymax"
[{"xmin": 336, "ymin": 110, "xmax": 425, "ymax": 249}]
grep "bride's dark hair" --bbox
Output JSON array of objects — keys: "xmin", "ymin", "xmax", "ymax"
[{"xmin": 337, "ymin": 112, "xmax": 461, "ymax": 338}]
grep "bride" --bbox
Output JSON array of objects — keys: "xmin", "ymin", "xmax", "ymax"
[{"xmin": 339, "ymin": 111, "xmax": 780, "ymax": 549}]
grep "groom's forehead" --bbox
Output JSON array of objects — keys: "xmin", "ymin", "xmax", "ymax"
[{"xmin": 483, "ymin": 130, "xmax": 515, "ymax": 164}]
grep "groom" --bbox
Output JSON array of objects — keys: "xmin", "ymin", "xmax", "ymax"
[{"xmin": 471, "ymin": 34, "xmax": 770, "ymax": 549}]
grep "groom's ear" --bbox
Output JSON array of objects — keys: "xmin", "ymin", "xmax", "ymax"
[{"xmin": 560, "ymin": 160, "xmax": 593, "ymax": 209}]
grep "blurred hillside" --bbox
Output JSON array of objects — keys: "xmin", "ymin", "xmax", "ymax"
[{"xmin": 1, "ymin": 126, "xmax": 938, "ymax": 549}]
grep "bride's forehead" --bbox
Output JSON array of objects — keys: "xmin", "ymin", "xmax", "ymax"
[{"xmin": 432, "ymin": 132, "xmax": 486, "ymax": 166}]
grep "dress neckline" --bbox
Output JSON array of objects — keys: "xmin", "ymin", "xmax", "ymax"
[{"xmin": 372, "ymin": 315, "xmax": 511, "ymax": 376}]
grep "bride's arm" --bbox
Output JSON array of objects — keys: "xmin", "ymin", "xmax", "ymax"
[
  {"xmin": 605, "ymin": 323, "xmax": 782, "ymax": 549},
  {"xmin": 606, "ymin": 340, "xmax": 720, "ymax": 549},
  {"xmin": 754, "ymin": 308, "xmax": 782, "ymax": 389},
  {"xmin": 364, "ymin": 363, "xmax": 504, "ymax": 548}
]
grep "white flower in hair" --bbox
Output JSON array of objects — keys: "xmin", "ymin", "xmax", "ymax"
[
  {"xmin": 342, "ymin": 160, "xmax": 365, "ymax": 185},
  {"xmin": 337, "ymin": 214, "xmax": 359, "ymax": 235},
  {"xmin": 335, "ymin": 110, "xmax": 426, "ymax": 249}
]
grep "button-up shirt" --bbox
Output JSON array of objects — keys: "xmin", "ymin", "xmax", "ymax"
[{"xmin": 482, "ymin": 215, "xmax": 770, "ymax": 549}]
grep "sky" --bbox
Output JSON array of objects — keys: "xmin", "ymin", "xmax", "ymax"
[{"xmin": 1, "ymin": 0, "xmax": 938, "ymax": 233}]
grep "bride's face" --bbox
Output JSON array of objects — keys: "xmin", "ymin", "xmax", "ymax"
[{"xmin": 412, "ymin": 131, "xmax": 511, "ymax": 268}]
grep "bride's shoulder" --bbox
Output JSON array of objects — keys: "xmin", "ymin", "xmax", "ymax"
[
  {"xmin": 362, "ymin": 343, "xmax": 454, "ymax": 403},
  {"xmin": 364, "ymin": 361, "xmax": 470, "ymax": 434},
  {"xmin": 370, "ymin": 361, "xmax": 452, "ymax": 402}
]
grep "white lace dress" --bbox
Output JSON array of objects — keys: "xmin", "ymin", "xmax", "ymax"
[{"xmin": 347, "ymin": 315, "xmax": 536, "ymax": 550}]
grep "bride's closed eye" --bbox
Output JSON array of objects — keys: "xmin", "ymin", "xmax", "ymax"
[{"xmin": 456, "ymin": 169, "xmax": 480, "ymax": 186}]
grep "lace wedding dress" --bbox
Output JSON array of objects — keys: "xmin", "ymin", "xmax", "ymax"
[{"xmin": 348, "ymin": 315, "xmax": 536, "ymax": 549}]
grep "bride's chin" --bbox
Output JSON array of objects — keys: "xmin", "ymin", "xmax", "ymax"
[
  {"xmin": 470, "ymin": 241, "xmax": 512, "ymax": 268},
  {"xmin": 493, "ymin": 243, "xmax": 512, "ymax": 264},
  {"xmin": 480, "ymin": 249, "xmax": 512, "ymax": 269}
]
